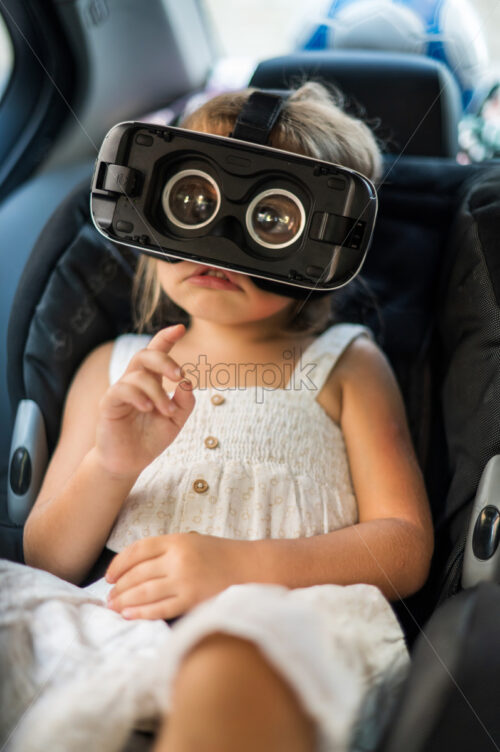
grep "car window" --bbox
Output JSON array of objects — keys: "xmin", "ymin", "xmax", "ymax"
[
  {"xmin": 203, "ymin": 0, "xmax": 499, "ymax": 64},
  {"xmin": 0, "ymin": 12, "xmax": 14, "ymax": 104},
  {"xmin": 476, "ymin": 0, "xmax": 500, "ymax": 63},
  {"xmin": 202, "ymin": 0, "xmax": 330, "ymax": 58}
]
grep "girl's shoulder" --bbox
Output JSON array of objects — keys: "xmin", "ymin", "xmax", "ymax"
[
  {"xmin": 332, "ymin": 327, "xmax": 388, "ymax": 382},
  {"xmin": 310, "ymin": 323, "xmax": 376, "ymax": 424},
  {"xmin": 55, "ymin": 340, "xmax": 115, "ymax": 448},
  {"xmin": 308, "ymin": 322, "xmax": 376, "ymax": 376},
  {"xmin": 331, "ymin": 329, "xmax": 404, "ymax": 430},
  {"xmin": 69, "ymin": 332, "xmax": 148, "ymax": 394},
  {"xmin": 56, "ymin": 334, "xmax": 146, "ymax": 450},
  {"xmin": 66, "ymin": 339, "xmax": 116, "ymax": 400}
]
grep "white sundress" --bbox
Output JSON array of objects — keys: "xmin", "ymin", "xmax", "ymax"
[
  {"xmin": 103, "ymin": 322, "xmax": 411, "ymax": 751},
  {"xmin": 106, "ymin": 323, "xmax": 367, "ymax": 548}
]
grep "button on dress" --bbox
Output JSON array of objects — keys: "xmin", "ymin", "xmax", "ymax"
[{"xmin": 104, "ymin": 323, "xmax": 410, "ymax": 751}]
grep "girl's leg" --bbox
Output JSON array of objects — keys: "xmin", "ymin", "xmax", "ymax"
[{"xmin": 153, "ymin": 632, "xmax": 317, "ymax": 752}]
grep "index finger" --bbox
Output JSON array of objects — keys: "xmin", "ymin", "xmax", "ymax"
[{"xmin": 146, "ymin": 323, "xmax": 186, "ymax": 352}]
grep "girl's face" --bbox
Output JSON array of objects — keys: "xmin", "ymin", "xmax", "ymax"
[{"xmin": 156, "ymin": 259, "xmax": 296, "ymax": 328}]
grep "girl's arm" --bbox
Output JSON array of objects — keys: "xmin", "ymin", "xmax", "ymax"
[
  {"xmin": 252, "ymin": 335, "xmax": 435, "ymax": 601},
  {"xmin": 24, "ymin": 325, "xmax": 194, "ymax": 585},
  {"xmin": 23, "ymin": 342, "xmax": 135, "ymax": 584}
]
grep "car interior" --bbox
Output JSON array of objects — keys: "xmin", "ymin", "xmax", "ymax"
[{"xmin": 1, "ymin": 1, "xmax": 500, "ymax": 750}]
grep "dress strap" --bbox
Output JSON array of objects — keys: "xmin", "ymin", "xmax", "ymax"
[
  {"xmin": 108, "ymin": 333, "xmax": 152, "ymax": 385},
  {"xmin": 290, "ymin": 324, "xmax": 375, "ymax": 395}
]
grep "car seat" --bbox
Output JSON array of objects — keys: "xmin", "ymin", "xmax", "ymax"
[{"xmin": 4, "ymin": 51, "xmax": 500, "ymax": 750}]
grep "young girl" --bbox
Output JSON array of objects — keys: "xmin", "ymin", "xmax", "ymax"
[{"xmin": 19, "ymin": 83, "xmax": 434, "ymax": 752}]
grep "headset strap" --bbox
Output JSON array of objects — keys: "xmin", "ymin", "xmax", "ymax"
[{"xmin": 231, "ymin": 90, "xmax": 289, "ymax": 145}]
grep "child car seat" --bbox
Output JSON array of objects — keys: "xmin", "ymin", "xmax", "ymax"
[{"xmin": 4, "ymin": 51, "xmax": 500, "ymax": 750}]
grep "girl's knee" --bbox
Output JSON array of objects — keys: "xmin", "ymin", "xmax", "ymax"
[
  {"xmin": 171, "ymin": 631, "xmax": 317, "ymax": 743},
  {"xmin": 172, "ymin": 631, "xmax": 268, "ymax": 694}
]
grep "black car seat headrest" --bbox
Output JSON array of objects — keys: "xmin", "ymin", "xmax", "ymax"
[{"xmin": 250, "ymin": 51, "xmax": 462, "ymax": 158}]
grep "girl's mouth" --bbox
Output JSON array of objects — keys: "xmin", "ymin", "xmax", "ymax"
[{"xmin": 187, "ymin": 266, "xmax": 243, "ymax": 291}]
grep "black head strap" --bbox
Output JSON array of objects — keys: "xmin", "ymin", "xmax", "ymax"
[{"xmin": 231, "ymin": 90, "xmax": 289, "ymax": 145}]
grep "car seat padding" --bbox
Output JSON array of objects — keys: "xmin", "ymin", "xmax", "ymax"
[
  {"xmin": 436, "ymin": 167, "xmax": 500, "ymax": 597},
  {"xmin": 7, "ymin": 179, "xmax": 138, "ymax": 451}
]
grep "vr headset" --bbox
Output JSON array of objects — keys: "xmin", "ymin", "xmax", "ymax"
[{"xmin": 90, "ymin": 90, "xmax": 378, "ymax": 300}]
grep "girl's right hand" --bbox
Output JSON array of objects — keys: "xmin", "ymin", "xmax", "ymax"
[{"xmin": 95, "ymin": 324, "xmax": 195, "ymax": 479}]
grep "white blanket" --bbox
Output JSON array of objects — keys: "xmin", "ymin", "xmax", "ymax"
[
  {"xmin": 0, "ymin": 560, "xmax": 173, "ymax": 752},
  {"xmin": 0, "ymin": 559, "xmax": 410, "ymax": 752}
]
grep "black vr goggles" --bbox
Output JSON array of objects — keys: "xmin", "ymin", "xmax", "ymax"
[{"xmin": 90, "ymin": 91, "xmax": 378, "ymax": 300}]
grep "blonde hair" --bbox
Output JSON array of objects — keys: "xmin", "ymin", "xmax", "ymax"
[{"xmin": 133, "ymin": 81, "xmax": 382, "ymax": 334}]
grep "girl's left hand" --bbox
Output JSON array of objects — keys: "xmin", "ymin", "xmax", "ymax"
[{"xmin": 104, "ymin": 533, "xmax": 253, "ymax": 621}]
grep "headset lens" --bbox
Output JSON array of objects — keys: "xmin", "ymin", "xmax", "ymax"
[
  {"xmin": 247, "ymin": 189, "xmax": 305, "ymax": 249},
  {"xmin": 163, "ymin": 170, "xmax": 220, "ymax": 229}
]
